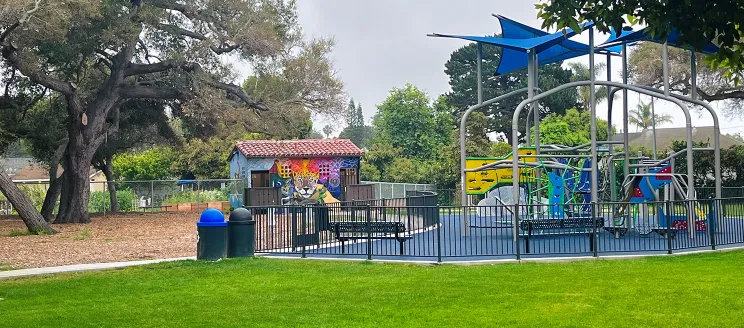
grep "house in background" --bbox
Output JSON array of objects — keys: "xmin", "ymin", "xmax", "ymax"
[
  {"xmin": 2, "ymin": 157, "xmax": 107, "ymax": 192},
  {"xmin": 611, "ymin": 127, "xmax": 744, "ymax": 150},
  {"xmin": 228, "ymin": 139, "xmax": 364, "ymax": 203}
]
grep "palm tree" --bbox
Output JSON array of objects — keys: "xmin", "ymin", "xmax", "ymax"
[
  {"xmin": 568, "ymin": 62, "xmax": 615, "ymax": 110},
  {"xmin": 628, "ymin": 102, "xmax": 674, "ymax": 131}
]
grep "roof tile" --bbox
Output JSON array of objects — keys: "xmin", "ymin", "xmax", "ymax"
[{"xmin": 234, "ymin": 139, "xmax": 364, "ymax": 158}]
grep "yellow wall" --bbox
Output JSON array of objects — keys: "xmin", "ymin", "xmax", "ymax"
[{"xmin": 465, "ymin": 148, "xmax": 538, "ymax": 195}]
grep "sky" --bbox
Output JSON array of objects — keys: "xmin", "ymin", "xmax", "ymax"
[{"xmin": 293, "ymin": 0, "xmax": 744, "ymax": 137}]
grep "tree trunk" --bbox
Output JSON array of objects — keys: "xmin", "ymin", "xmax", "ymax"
[
  {"xmin": 40, "ymin": 171, "xmax": 63, "ymax": 222},
  {"xmin": 56, "ymin": 131, "xmax": 96, "ymax": 224},
  {"xmin": 0, "ymin": 169, "xmax": 55, "ymax": 234},
  {"xmin": 41, "ymin": 140, "xmax": 68, "ymax": 222},
  {"xmin": 104, "ymin": 155, "xmax": 119, "ymax": 212}
]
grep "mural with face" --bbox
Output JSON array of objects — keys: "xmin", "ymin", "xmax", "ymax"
[{"xmin": 269, "ymin": 157, "xmax": 359, "ymax": 204}]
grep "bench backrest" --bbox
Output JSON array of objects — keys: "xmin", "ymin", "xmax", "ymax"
[
  {"xmin": 520, "ymin": 218, "xmax": 603, "ymax": 230},
  {"xmin": 333, "ymin": 222, "xmax": 406, "ymax": 234}
]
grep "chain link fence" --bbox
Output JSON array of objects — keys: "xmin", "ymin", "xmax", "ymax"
[
  {"xmin": 0, "ymin": 179, "xmax": 245, "ymax": 215},
  {"xmin": 360, "ymin": 181, "xmax": 436, "ymax": 199}
]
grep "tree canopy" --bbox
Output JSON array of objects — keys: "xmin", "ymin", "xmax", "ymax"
[
  {"xmin": 338, "ymin": 98, "xmax": 373, "ymax": 148},
  {"xmin": 628, "ymin": 42, "xmax": 744, "ymax": 117},
  {"xmin": 0, "ymin": 0, "xmax": 345, "ymax": 230},
  {"xmin": 372, "ymin": 85, "xmax": 452, "ymax": 160},
  {"xmin": 534, "ymin": 108, "xmax": 611, "ymax": 146},
  {"xmin": 536, "ymin": 0, "xmax": 744, "ymax": 81}
]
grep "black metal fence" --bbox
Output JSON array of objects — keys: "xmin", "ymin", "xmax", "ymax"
[{"xmin": 246, "ymin": 196, "xmax": 744, "ymax": 262}]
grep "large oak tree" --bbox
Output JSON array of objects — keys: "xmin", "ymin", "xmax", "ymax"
[{"xmin": 0, "ymin": 0, "xmax": 344, "ymax": 227}]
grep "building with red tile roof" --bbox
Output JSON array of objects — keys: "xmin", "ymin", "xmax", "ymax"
[{"xmin": 228, "ymin": 139, "xmax": 364, "ymax": 203}]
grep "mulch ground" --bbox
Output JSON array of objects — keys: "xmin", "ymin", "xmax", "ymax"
[{"xmin": 0, "ymin": 212, "xmax": 200, "ymax": 270}]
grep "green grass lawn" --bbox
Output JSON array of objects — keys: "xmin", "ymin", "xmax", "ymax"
[{"xmin": 2, "ymin": 252, "xmax": 744, "ymax": 327}]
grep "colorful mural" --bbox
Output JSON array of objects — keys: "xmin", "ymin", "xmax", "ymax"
[{"xmin": 269, "ymin": 157, "xmax": 359, "ymax": 204}]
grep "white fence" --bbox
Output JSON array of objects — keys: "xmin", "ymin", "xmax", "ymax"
[{"xmin": 361, "ymin": 181, "xmax": 437, "ymax": 199}]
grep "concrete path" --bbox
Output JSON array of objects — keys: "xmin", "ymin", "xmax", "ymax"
[{"xmin": 0, "ymin": 257, "xmax": 195, "ymax": 280}]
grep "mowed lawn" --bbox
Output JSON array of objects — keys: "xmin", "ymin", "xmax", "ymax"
[{"xmin": 2, "ymin": 252, "xmax": 744, "ymax": 327}]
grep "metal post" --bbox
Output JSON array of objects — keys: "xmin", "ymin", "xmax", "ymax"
[
  {"xmin": 531, "ymin": 51, "xmax": 542, "ymax": 203},
  {"xmin": 533, "ymin": 52, "xmax": 540, "ymax": 149},
  {"xmin": 477, "ymin": 42, "xmax": 483, "ymax": 105},
  {"xmin": 592, "ymin": 202, "xmax": 598, "ymax": 257},
  {"xmin": 607, "ymin": 53, "xmax": 617, "ymax": 229},
  {"xmin": 436, "ymin": 205, "xmax": 442, "ymax": 263},
  {"xmin": 651, "ymin": 97, "xmax": 658, "ymax": 159},
  {"xmin": 691, "ymin": 50, "xmax": 697, "ymax": 100},
  {"xmin": 589, "ymin": 28, "xmax": 599, "ymax": 204},
  {"xmin": 526, "ymin": 108, "xmax": 531, "ymax": 148},
  {"xmin": 663, "ymin": 41, "xmax": 670, "ymax": 96},
  {"xmin": 622, "ymin": 43, "xmax": 630, "ymax": 229},
  {"xmin": 366, "ymin": 205, "xmax": 372, "ymax": 260},
  {"xmin": 514, "ymin": 203, "xmax": 521, "ymax": 260},
  {"xmin": 301, "ymin": 206, "xmax": 307, "ymax": 258},
  {"xmin": 666, "ymin": 200, "xmax": 673, "ymax": 254},
  {"xmin": 528, "ymin": 49, "xmax": 535, "ymax": 145},
  {"xmin": 709, "ymin": 200, "xmax": 716, "ymax": 250},
  {"xmin": 103, "ymin": 181, "xmax": 107, "ymax": 216},
  {"xmin": 150, "ymin": 180, "xmax": 154, "ymax": 211}
]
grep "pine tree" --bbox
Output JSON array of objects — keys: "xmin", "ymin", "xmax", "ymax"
[
  {"xmin": 355, "ymin": 103, "xmax": 364, "ymax": 127},
  {"xmin": 346, "ymin": 99, "xmax": 356, "ymax": 127}
]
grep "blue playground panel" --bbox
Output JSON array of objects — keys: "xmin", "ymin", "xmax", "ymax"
[{"xmin": 266, "ymin": 213, "xmax": 744, "ymax": 261}]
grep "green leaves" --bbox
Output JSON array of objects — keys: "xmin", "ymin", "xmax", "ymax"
[
  {"xmin": 113, "ymin": 147, "xmax": 175, "ymax": 181},
  {"xmin": 540, "ymin": 0, "xmax": 744, "ymax": 82},
  {"xmin": 534, "ymin": 108, "xmax": 611, "ymax": 146}
]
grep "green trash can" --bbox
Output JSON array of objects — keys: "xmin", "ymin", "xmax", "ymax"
[
  {"xmin": 197, "ymin": 208, "xmax": 228, "ymax": 260},
  {"xmin": 227, "ymin": 207, "xmax": 256, "ymax": 258}
]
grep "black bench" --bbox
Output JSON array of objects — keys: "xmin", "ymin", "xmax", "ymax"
[
  {"xmin": 519, "ymin": 217, "xmax": 604, "ymax": 253},
  {"xmin": 331, "ymin": 222, "xmax": 411, "ymax": 255}
]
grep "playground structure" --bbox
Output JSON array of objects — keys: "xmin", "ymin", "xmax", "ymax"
[{"xmin": 430, "ymin": 15, "xmax": 724, "ymax": 243}]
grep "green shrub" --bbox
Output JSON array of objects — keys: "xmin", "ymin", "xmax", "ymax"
[
  {"xmin": 163, "ymin": 189, "xmax": 227, "ymax": 204},
  {"xmin": 17, "ymin": 185, "xmax": 47, "ymax": 211},
  {"xmin": 89, "ymin": 189, "xmax": 136, "ymax": 212}
]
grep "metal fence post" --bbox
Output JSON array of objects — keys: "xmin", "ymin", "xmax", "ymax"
[
  {"xmin": 301, "ymin": 205, "xmax": 307, "ymax": 258},
  {"xmin": 666, "ymin": 200, "xmax": 673, "ymax": 255},
  {"xmin": 710, "ymin": 200, "xmax": 717, "ymax": 250},
  {"xmin": 381, "ymin": 198, "xmax": 387, "ymax": 222},
  {"xmin": 514, "ymin": 203, "xmax": 521, "ymax": 260},
  {"xmin": 103, "ymin": 182, "xmax": 107, "ymax": 216},
  {"xmin": 436, "ymin": 205, "xmax": 442, "ymax": 263},
  {"xmin": 592, "ymin": 202, "xmax": 598, "ymax": 257},
  {"xmin": 366, "ymin": 204, "xmax": 372, "ymax": 260}
]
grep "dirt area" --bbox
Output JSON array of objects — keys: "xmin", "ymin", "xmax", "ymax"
[{"xmin": 0, "ymin": 212, "xmax": 199, "ymax": 269}]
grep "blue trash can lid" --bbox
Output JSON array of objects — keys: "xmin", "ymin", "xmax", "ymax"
[{"xmin": 198, "ymin": 208, "xmax": 227, "ymax": 227}]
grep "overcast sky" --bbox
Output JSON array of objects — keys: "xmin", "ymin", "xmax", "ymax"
[{"xmin": 294, "ymin": 1, "xmax": 744, "ymax": 137}]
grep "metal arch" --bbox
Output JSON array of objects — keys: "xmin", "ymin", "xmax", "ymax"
[
  {"xmin": 608, "ymin": 85, "xmax": 722, "ymax": 201},
  {"xmin": 510, "ymin": 80, "xmax": 697, "ymax": 242},
  {"xmin": 459, "ymin": 87, "xmax": 541, "ymax": 207}
]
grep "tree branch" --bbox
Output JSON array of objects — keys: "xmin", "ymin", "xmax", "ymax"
[
  {"xmin": 119, "ymin": 85, "xmax": 190, "ymax": 99},
  {"xmin": 697, "ymin": 88, "xmax": 744, "ymax": 102},
  {"xmin": 0, "ymin": 44, "xmax": 75, "ymax": 96},
  {"xmin": 124, "ymin": 59, "xmax": 190, "ymax": 76},
  {"xmin": 155, "ymin": 23, "xmax": 241, "ymax": 54}
]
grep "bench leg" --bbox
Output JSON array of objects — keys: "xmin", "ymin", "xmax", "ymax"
[
  {"xmin": 399, "ymin": 239, "xmax": 404, "ymax": 255},
  {"xmin": 341, "ymin": 240, "xmax": 345, "ymax": 254},
  {"xmin": 525, "ymin": 227, "xmax": 531, "ymax": 254}
]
